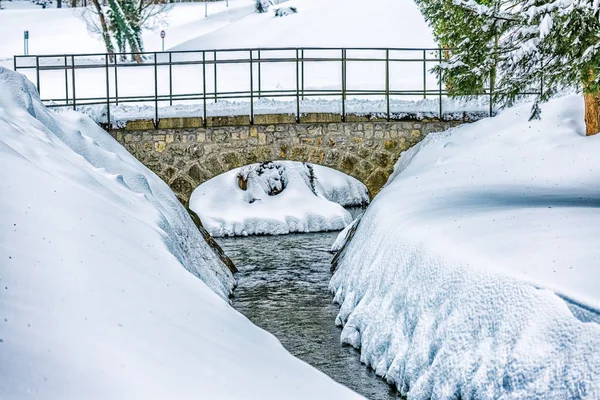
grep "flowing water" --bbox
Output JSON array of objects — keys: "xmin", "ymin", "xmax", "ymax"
[{"xmin": 217, "ymin": 226, "xmax": 402, "ymax": 400}]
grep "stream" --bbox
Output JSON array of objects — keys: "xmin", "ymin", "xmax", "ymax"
[{"xmin": 216, "ymin": 224, "xmax": 402, "ymax": 400}]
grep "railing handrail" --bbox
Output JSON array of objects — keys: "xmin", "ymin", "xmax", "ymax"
[
  {"xmin": 13, "ymin": 46, "xmax": 451, "ymax": 61},
  {"xmin": 14, "ymin": 46, "xmax": 535, "ymax": 129}
]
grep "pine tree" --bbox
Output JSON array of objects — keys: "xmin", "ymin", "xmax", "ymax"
[
  {"xmin": 418, "ymin": 0, "xmax": 600, "ymax": 135},
  {"xmin": 255, "ymin": 0, "xmax": 271, "ymax": 13},
  {"xmin": 107, "ymin": 0, "xmax": 142, "ymax": 62}
]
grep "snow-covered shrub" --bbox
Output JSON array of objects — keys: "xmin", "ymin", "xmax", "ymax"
[
  {"xmin": 274, "ymin": 6, "xmax": 297, "ymax": 16},
  {"xmin": 255, "ymin": 0, "xmax": 271, "ymax": 13}
]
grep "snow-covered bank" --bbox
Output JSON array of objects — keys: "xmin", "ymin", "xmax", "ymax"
[
  {"xmin": 0, "ymin": 67, "xmax": 362, "ymax": 399},
  {"xmin": 190, "ymin": 161, "xmax": 367, "ymax": 237},
  {"xmin": 329, "ymin": 94, "xmax": 600, "ymax": 399}
]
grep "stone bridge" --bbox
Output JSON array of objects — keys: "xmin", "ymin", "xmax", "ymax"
[{"xmin": 110, "ymin": 113, "xmax": 465, "ymax": 205}]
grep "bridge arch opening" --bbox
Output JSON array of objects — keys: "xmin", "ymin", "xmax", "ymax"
[{"xmin": 111, "ymin": 115, "xmax": 464, "ymax": 206}]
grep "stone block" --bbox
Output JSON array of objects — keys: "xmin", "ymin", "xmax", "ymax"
[
  {"xmin": 254, "ymin": 114, "xmax": 296, "ymax": 125},
  {"xmin": 125, "ymin": 119, "xmax": 155, "ymax": 130},
  {"xmin": 157, "ymin": 117, "xmax": 203, "ymax": 129}
]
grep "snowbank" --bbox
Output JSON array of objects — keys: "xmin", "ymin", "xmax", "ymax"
[
  {"xmin": 329, "ymin": 94, "xmax": 600, "ymax": 398},
  {"xmin": 0, "ymin": 67, "xmax": 362, "ymax": 399},
  {"xmin": 190, "ymin": 161, "xmax": 367, "ymax": 236}
]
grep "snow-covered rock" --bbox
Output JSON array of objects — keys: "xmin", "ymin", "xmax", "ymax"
[
  {"xmin": 329, "ymin": 94, "xmax": 600, "ymax": 399},
  {"xmin": 189, "ymin": 161, "xmax": 368, "ymax": 237},
  {"xmin": 0, "ymin": 67, "xmax": 362, "ymax": 399}
]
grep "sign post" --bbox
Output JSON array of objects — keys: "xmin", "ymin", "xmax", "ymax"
[
  {"xmin": 160, "ymin": 30, "xmax": 165, "ymax": 52},
  {"xmin": 24, "ymin": 31, "xmax": 29, "ymax": 55}
]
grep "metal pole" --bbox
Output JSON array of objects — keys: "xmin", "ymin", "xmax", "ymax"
[
  {"xmin": 301, "ymin": 49, "xmax": 304, "ymax": 100},
  {"xmin": 154, "ymin": 52, "xmax": 158, "ymax": 128},
  {"xmin": 105, "ymin": 55, "xmax": 111, "ymax": 129},
  {"xmin": 202, "ymin": 51, "xmax": 207, "ymax": 128},
  {"xmin": 489, "ymin": 69, "xmax": 493, "ymax": 117},
  {"xmin": 438, "ymin": 49, "xmax": 443, "ymax": 120},
  {"xmin": 204, "ymin": 1, "xmax": 207, "ymax": 17},
  {"xmin": 35, "ymin": 56, "xmax": 40, "ymax": 94},
  {"xmin": 295, "ymin": 49, "xmax": 300, "ymax": 123},
  {"xmin": 214, "ymin": 50, "xmax": 217, "ymax": 103},
  {"xmin": 423, "ymin": 49, "xmax": 427, "ymax": 99},
  {"xmin": 64, "ymin": 55, "xmax": 69, "ymax": 105},
  {"xmin": 114, "ymin": 57, "xmax": 119, "ymax": 105},
  {"xmin": 250, "ymin": 50, "xmax": 254, "ymax": 125},
  {"xmin": 386, "ymin": 49, "xmax": 390, "ymax": 121},
  {"xmin": 341, "ymin": 48, "xmax": 346, "ymax": 122},
  {"xmin": 257, "ymin": 49, "xmax": 261, "ymax": 98},
  {"xmin": 71, "ymin": 55, "xmax": 76, "ymax": 110},
  {"xmin": 169, "ymin": 52, "xmax": 173, "ymax": 106}
]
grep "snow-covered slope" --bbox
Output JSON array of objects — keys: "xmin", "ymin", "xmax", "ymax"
[
  {"xmin": 189, "ymin": 161, "xmax": 367, "ymax": 237},
  {"xmin": 173, "ymin": 0, "xmax": 435, "ymax": 50},
  {"xmin": 0, "ymin": 67, "xmax": 362, "ymax": 399},
  {"xmin": 330, "ymin": 95, "xmax": 600, "ymax": 399},
  {"xmin": 0, "ymin": 0, "xmax": 254, "ymax": 64}
]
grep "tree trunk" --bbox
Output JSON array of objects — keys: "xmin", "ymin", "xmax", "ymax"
[
  {"xmin": 584, "ymin": 92, "xmax": 600, "ymax": 136},
  {"xmin": 91, "ymin": 0, "xmax": 115, "ymax": 58}
]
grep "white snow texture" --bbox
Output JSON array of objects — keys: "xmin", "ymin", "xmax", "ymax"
[
  {"xmin": 190, "ymin": 160, "xmax": 368, "ymax": 237},
  {"xmin": 330, "ymin": 95, "xmax": 600, "ymax": 399},
  {"xmin": 0, "ymin": 67, "xmax": 362, "ymax": 399}
]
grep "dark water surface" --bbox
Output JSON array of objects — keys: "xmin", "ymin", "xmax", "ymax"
[{"xmin": 217, "ymin": 229, "xmax": 402, "ymax": 400}]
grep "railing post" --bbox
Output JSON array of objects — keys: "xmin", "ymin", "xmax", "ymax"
[
  {"xmin": 64, "ymin": 55, "xmax": 69, "ymax": 106},
  {"xmin": 105, "ymin": 55, "xmax": 111, "ymax": 129},
  {"xmin": 13, "ymin": 56, "xmax": 16, "ymax": 72},
  {"xmin": 257, "ymin": 49, "xmax": 261, "ymax": 99},
  {"xmin": 35, "ymin": 56, "xmax": 40, "ymax": 95},
  {"xmin": 213, "ymin": 50, "xmax": 217, "ymax": 103},
  {"xmin": 250, "ymin": 50, "xmax": 254, "ymax": 125},
  {"xmin": 202, "ymin": 51, "xmax": 207, "ymax": 128},
  {"xmin": 489, "ymin": 69, "xmax": 493, "ymax": 117},
  {"xmin": 169, "ymin": 52, "xmax": 173, "ymax": 106},
  {"xmin": 386, "ymin": 49, "xmax": 390, "ymax": 121},
  {"xmin": 438, "ymin": 49, "xmax": 442, "ymax": 120},
  {"xmin": 423, "ymin": 49, "xmax": 427, "ymax": 99},
  {"xmin": 301, "ymin": 48, "xmax": 305, "ymax": 100},
  {"xmin": 114, "ymin": 57, "xmax": 119, "ymax": 105},
  {"xmin": 295, "ymin": 49, "xmax": 300, "ymax": 123},
  {"xmin": 341, "ymin": 48, "xmax": 346, "ymax": 122},
  {"xmin": 154, "ymin": 52, "xmax": 158, "ymax": 128},
  {"xmin": 71, "ymin": 55, "xmax": 76, "ymax": 111}
]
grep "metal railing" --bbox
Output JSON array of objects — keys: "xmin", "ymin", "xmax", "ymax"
[{"xmin": 13, "ymin": 47, "xmax": 517, "ymax": 128}]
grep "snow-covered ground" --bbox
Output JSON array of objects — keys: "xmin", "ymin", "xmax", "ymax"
[
  {"xmin": 329, "ymin": 94, "xmax": 600, "ymax": 399},
  {"xmin": 189, "ymin": 161, "xmax": 368, "ymax": 237},
  {"xmin": 0, "ymin": 0, "xmax": 255, "ymax": 65},
  {"xmin": 0, "ymin": 67, "xmax": 363, "ymax": 399},
  {"xmin": 2, "ymin": 0, "xmax": 485, "ymax": 124}
]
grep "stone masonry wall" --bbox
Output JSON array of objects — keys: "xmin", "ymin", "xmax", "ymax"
[{"xmin": 110, "ymin": 115, "xmax": 462, "ymax": 205}]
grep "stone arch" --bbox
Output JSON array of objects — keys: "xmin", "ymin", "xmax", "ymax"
[{"xmin": 112, "ymin": 116, "xmax": 463, "ymax": 206}]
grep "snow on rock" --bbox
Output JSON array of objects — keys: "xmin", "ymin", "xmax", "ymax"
[
  {"xmin": 329, "ymin": 94, "xmax": 600, "ymax": 399},
  {"xmin": 190, "ymin": 161, "xmax": 367, "ymax": 237},
  {"xmin": 0, "ymin": 67, "xmax": 362, "ymax": 399}
]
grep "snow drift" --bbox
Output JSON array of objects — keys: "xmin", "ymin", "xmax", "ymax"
[
  {"xmin": 189, "ymin": 161, "xmax": 368, "ymax": 237},
  {"xmin": 330, "ymin": 94, "xmax": 600, "ymax": 399},
  {"xmin": 0, "ymin": 67, "xmax": 361, "ymax": 399}
]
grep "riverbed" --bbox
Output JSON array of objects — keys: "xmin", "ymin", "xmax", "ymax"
[{"xmin": 217, "ymin": 230, "xmax": 402, "ymax": 400}]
